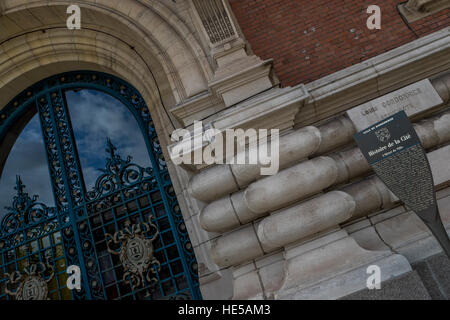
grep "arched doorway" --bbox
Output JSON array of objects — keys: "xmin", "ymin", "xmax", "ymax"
[{"xmin": 0, "ymin": 71, "xmax": 201, "ymax": 300}]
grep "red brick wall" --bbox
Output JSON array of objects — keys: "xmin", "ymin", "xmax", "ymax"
[{"xmin": 229, "ymin": 0, "xmax": 450, "ymax": 86}]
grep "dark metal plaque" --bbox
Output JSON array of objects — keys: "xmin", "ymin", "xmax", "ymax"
[{"xmin": 354, "ymin": 111, "xmax": 450, "ymax": 258}]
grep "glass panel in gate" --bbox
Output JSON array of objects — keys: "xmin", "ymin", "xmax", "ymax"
[
  {"xmin": 0, "ymin": 71, "xmax": 201, "ymax": 300},
  {"xmin": 0, "ymin": 177, "xmax": 72, "ymax": 300},
  {"xmin": 80, "ymin": 139, "xmax": 193, "ymax": 300}
]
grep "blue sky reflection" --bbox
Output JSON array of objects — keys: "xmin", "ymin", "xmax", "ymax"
[{"xmin": 0, "ymin": 90, "xmax": 150, "ymax": 217}]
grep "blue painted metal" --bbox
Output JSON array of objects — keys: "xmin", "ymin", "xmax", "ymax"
[
  {"xmin": 0, "ymin": 71, "xmax": 201, "ymax": 300},
  {"xmin": 0, "ymin": 177, "xmax": 73, "ymax": 300}
]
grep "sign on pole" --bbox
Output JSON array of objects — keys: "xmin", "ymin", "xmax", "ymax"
[{"xmin": 354, "ymin": 111, "xmax": 450, "ymax": 258}]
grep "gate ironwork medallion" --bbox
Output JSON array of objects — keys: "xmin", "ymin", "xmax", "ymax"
[
  {"xmin": 106, "ymin": 218, "xmax": 160, "ymax": 290},
  {"xmin": 4, "ymin": 262, "xmax": 54, "ymax": 300}
]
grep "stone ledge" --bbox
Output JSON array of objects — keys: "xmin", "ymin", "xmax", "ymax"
[
  {"xmin": 170, "ymin": 91, "xmax": 223, "ymax": 127},
  {"xmin": 340, "ymin": 270, "xmax": 431, "ymax": 300},
  {"xmin": 211, "ymin": 84, "xmax": 309, "ymax": 132},
  {"xmin": 347, "ymin": 184, "xmax": 450, "ymax": 264},
  {"xmin": 168, "ymin": 29, "xmax": 449, "ymax": 172},
  {"xmin": 413, "ymin": 253, "xmax": 450, "ymax": 299},
  {"xmin": 276, "ymin": 233, "xmax": 412, "ymax": 300},
  {"xmin": 296, "ymin": 27, "xmax": 450, "ymax": 128},
  {"xmin": 398, "ymin": 0, "xmax": 450, "ymax": 23},
  {"xmin": 167, "ymin": 85, "xmax": 310, "ymax": 172}
]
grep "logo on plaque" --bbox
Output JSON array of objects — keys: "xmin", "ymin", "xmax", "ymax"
[{"xmin": 375, "ymin": 127, "xmax": 391, "ymax": 142}]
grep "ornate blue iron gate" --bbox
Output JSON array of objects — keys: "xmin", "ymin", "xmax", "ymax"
[{"xmin": 0, "ymin": 71, "xmax": 201, "ymax": 300}]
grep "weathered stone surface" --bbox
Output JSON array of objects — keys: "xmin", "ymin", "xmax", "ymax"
[
  {"xmin": 244, "ymin": 156, "xmax": 338, "ymax": 214},
  {"xmin": 231, "ymin": 125, "xmax": 322, "ymax": 187},
  {"xmin": 429, "ymin": 144, "xmax": 450, "ymax": 187},
  {"xmin": 207, "ymin": 141, "xmax": 450, "ymax": 268},
  {"xmin": 347, "ymin": 79, "xmax": 443, "ymax": 131},
  {"xmin": 342, "ymin": 252, "xmax": 450, "ymax": 300},
  {"xmin": 399, "ymin": 0, "xmax": 450, "ymax": 23},
  {"xmin": 197, "ymin": 107, "xmax": 450, "ymax": 235},
  {"xmin": 188, "ymin": 165, "xmax": 238, "ymax": 202},
  {"xmin": 298, "ymin": 28, "xmax": 450, "ymax": 128},
  {"xmin": 1, "ymin": 2, "xmax": 450, "ymax": 301},
  {"xmin": 340, "ymin": 271, "xmax": 431, "ymax": 300},
  {"xmin": 413, "ymin": 253, "xmax": 450, "ymax": 299},
  {"xmin": 0, "ymin": 0, "xmax": 229, "ymax": 301},
  {"xmin": 199, "ymin": 195, "xmax": 240, "ymax": 232},
  {"xmin": 276, "ymin": 233, "xmax": 412, "ymax": 300},
  {"xmin": 257, "ymin": 191, "xmax": 355, "ymax": 252},
  {"xmin": 347, "ymin": 226, "xmax": 391, "ymax": 252},
  {"xmin": 210, "ymin": 224, "xmax": 263, "ymax": 267},
  {"xmin": 188, "ymin": 122, "xmax": 324, "ymax": 202}
]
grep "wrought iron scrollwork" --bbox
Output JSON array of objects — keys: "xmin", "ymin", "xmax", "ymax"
[
  {"xmin": 0, "ymin": 71, "xmax": 202, "ymax": 300},
  {"xmin": 105, "ymin": 217, "xmax": 160, "ymax": 290},
  {"xmin": 37, "ymin": 92, "xmax": 86, "ymax": 211},
  {"xmin": 86, "ymin": 138, "xmax": 154, "ymax": 201},
  {"xmin": 0, "ymin": 176, "xmax": 57, "ymax": 237},
  {"xmin": 3, "ymin": 261, "xmax": 55, "ymax": 300}
]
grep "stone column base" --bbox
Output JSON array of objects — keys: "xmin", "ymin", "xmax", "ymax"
[{"xmin": 275, "ymin": 230, "xmax": 412, "ymax": 300}]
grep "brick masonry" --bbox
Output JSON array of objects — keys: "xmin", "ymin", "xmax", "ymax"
[{"xmin": 229, "ymin": 0, "xmax": 450, "ymax": 87}]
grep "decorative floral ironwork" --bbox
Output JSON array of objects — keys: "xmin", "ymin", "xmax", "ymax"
[
  {"xmin": 0, "ymin": 176, "xmax": 57, "ymax": 236},
  {"xmin": 86, "ymin": 139, "xmax": 153, "ymax": 201},
  {"xmin": 4, "ymin": 261, "xmax": 55, "ymax": 300},
  {"xmin": 0, "ymin": 71, "xmax": 201, "ymax": 300},
  {"xmin": 37, "ymin": 92, "xmax": 85, "ymax": 211},
  {"xmin": 105, "ymin": 217, "xmax": 160, "ymax": 290}
]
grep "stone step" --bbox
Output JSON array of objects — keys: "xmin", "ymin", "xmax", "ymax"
[{"xmin": 341, "ymin": 253, "xmax": 450, "ymax": 300}]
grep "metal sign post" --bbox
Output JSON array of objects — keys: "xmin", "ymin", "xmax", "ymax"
[{"xmin": 354, "ymin": 110, "xmax": 450, "ymax": 258}]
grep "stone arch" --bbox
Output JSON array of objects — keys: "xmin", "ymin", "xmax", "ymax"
[
  {"xmin": 0, "ymin": 0, "xmax": 213, "ymax": 126},
  {"xmin": 0, "ymin": 0, "xmax": 215, "ymax": 197},
  {"xmin": 0, "ymin": 70, "xmax": 164, "ymax": 178},
  {"xmin": 0, "ymin": 0, "xmax": 252, "ymax": 300},
  {"xmin": 0, "ymin": 1, "xmax": 216, "ymax": 256}
]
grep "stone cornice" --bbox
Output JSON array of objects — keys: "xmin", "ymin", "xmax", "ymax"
[
  {"xmin": 170, "ymin": 92, "xmax": 223, "ymax": 126},
  {"xmin": 168, "ymin": 27, "xmax": 449, "ymax": 170},
  {"xmin": 399, "ymin": 0, "xmax": 450, "ymax": 22},
  {"xmin": 211, "ymin": 84, "xmax": 309, "ymax": 132},
  {"xmin": 167, "ymin": 85, "xmax": 309, "ymax": 171},
  {"xmin": 295, "ymin": 27, "xmax": 450, "ymax": 128},
  {"xmin": 168, "ymin": 52, "xmax": 276, "ymax": 127},
  {"xmin": 209, "ymin": 56, "xmax": 275, "ymax": 105}
]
